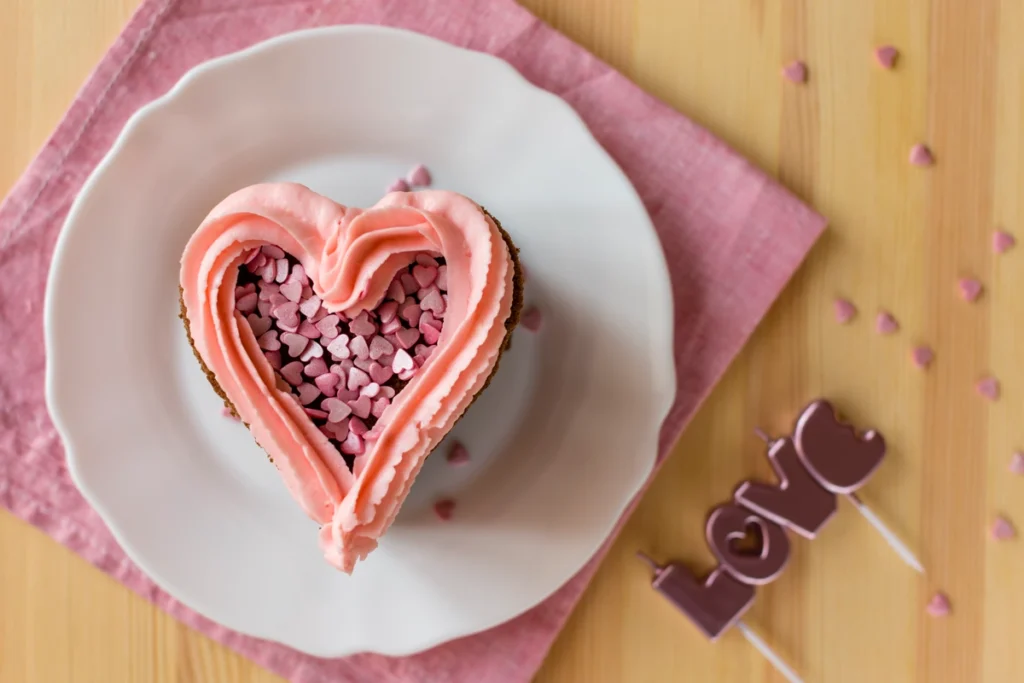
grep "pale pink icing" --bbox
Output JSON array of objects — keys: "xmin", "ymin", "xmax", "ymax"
[{"xmin": 180, "ymin": 183, "xmax": 514, "ymax": 572}]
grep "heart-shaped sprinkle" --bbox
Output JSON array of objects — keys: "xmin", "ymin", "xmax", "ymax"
[
  {"xmin": 1010, "ymin": 452, "xmax": 1024, "ymax": 475},
  {"xmin": 834, "ymin": 298, "xmax": 856, "ymax": 324},
  {"xmin": 521, "ymin": 306, "xmax": 544, "ymax": 332},
  {"xmin": 412, "ymin": 265, "xmax": 438, "ymax": 288},
  {"xmin": 298, "ymin": 340, "xmax": 324, "ymax": 362},
  {"xmin": 236, "ymin": 292, "xmax": 258, "ymax": 313},
  {"xmin": 272, "ymin": 302, "xmax": 300, "ymax": 328},
  {"xmin": 340, "ymin": 431, "xmax": 365, "ymax": 455},
  {"xmin": 262, "ymin": 245, "xmax": 286, "ymax": 259},
  {"xmin": 416, "ymin": 254, "xmax": 439, "ymax": 267},
  {"xmin": 386, "ymin": 280, "xmax": 406, "ymax": 304},
  {"xmin": 347, "ymin": 366, "xmax": 371, "ymax": 392},
  {"xmin": 347, "ymin": 395, "xmax": 372, "ymax": 419},
  {"xmin": 275, "ymin": 258, "xmax": 290, "ymax": 283},
  {"xmin": 368, "ymin": 362, "xmax": 393, "ymax": 384},
  {"xmin": 926, "ymin": 592, "xmax": 951, "ymax": 617},
  {"xmin": 911, "ymin": 345, "xmax": 934, "ymax": 369},
  {"xmin": 369, "ymin": 335, "xmax": 394, "ymax": 360},
  {"xmin": 400, "ymin": 273, "xmax": 419, "ymax": 295},
  {"xmin": 993, "ymin": 230, "xmax": 1015, "ymax": 254},
  {"xmin": 304, "ymin": 358, "xmax": 328, "ymax": 378},
  {"xmin": 958, "ymin": 277, "xmax": 983, "ymax": 302},
  {"xmin": 321, "ymin": 397, "xmax": 353, "ymax": 423},
  {"xmin": 236, "ymin": 283, "xmax": 256, "ymax": 297},
  {"xmin": 976, "ymin": 376, "xmax": 999, "ymax": 401},
  {"xmin": 316, "ymin": 314, "xmax": 340, "ymax": 339},
  {"xmin": 323, "ymin": 419, "xmax": 349, "ymax": 441},
  {"xmin": 436, "ymin": 265, "xmax": 447, "ymax": 290},
  {"xmin": 378, "ymin": 301, "xmax": 399, "ymax": 324},
  {"xmin": 258, "ymin": 330, "xmax": 281, "ymax": 351},
  {"xmin": 415, "ymin": 344, "xmax": 435, "ymax": 360},
  {"xmin": 446, "ymin": 441, "xmax": 470, "ymax": 466},
  {"xmin": 297, "ymin": 320, "xmax": 320, "ymax": 339},
  {"xmin": 299, "ymin": 295, "xmax": 322, "ymax": 317},
  {"xmin": 909, "ymin": 143, "xmax": 934, "ymax": 167},
  {"xmin": 433, "ymin": 498, "xmax": 455, "ymax": 521},
  {"xmin": 399, "ymin": 300, "xmax": 422, "ymax": 326},
  {"xmin": 304, "ymin": 407, "xmax": 329, "ymax": 420},
  {"xmin": 371, "ymin": 397, "xmax": 390, "ymax": 418},
  {"xmin": 349, "ymin": 417, "xmax": 368, "ymax": 436},
  {"xmin": 264, "ymin": 350, "xmax": 282, "ymax": 370},
  {"xmin": 315, "ymin": 372, "xmax": 341, "ymax": 397},
  {"xmin": 296, "ymin": 383, "xmax": 321, "ymax": 405},
  {"xmin": 393, "ymin": 349, "xmax": 415, "ymax": 373},
  {"xmin": 419, "ymin": 287, "xmax": 445, "ymax": 315},
  {"xmin": 386, "ymin": 178, "xmax": 410, "ymax": 193},
  {"xmin": 327, "ymin": 334, "xmax": 351, "ymax": 360},
  {"xmin": 349, "ymin": 335, "xmax": 370, "ymax": 359},
  {"xmin": 247, "ymin": 314, "xmax": 272, "ymax": 337},
  {"xmin": 280, "ymin": 361, "xmax": 305, "ymax": 386},
  {"xmin": 874, "ymin": 45, "xmax": 898, "ymax": 69},
  {"xmin": 349, "ymin": 311, "xmax": 377, "ymax": 337},
  {"xmin": 361, "ymin": 382, "xmax": 381, "ymax": 398},
  {"xmin": 421, "ymin": 323, "xmax": 441, "ymax": 345},
  {"xmin": 280, "ymin": 280, "xmax": 302, "ymax": 303},
  {"xmin": 394, "ymin": 327, "xmax": 421, "ymax": 350},
  {"xmin": 407, "ymin": 164, "xmax": 432, "ymax": 187},
  {"xmin": 353, "ymin": 356, "xmax": 374, "ymax": 372},
  {"xmin": 875, "ymin": 311, "xmax": 898, "ymax": 335},
  {"xmin": 280, "ymin": 332, "xmax": 309, "ymax": 358},
  {"xmin": 381, "ymin": 317, "xmax": 403, "ymax": 335},
  {"xmin": 782, "ymin": 60, "xmax": 807, "ymax": 83},
  {"xmin": 991, "ymin": 515, "xmax": 1016, "ymax": 541}
]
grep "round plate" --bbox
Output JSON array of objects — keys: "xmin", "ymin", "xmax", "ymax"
[{"xmin": 45, "ymin": 26, "xmax": 675, "ymax": 657}]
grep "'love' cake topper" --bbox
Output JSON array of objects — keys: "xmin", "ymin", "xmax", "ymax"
[{"xmin": 640, "ymin": 399, "xmax": 921, "ymax": 683}]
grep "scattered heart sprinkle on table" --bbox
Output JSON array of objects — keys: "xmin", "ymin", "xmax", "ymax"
[
  {"xmin": 446, "ymin": 441, "xmax": 470, "ymax": 466},
  {"xmin": 876, "ymin": 311, "xmax": 899, "ymax": 335},
  {"xmin": 874, "ymin": 45, "xmax": 899, "ymax": 69},
  {"xmin": 834, "ymin": 298, "xmax": 856, "ymax": 324},
  {"xmin": 434, "ymin": 498, "xmax": 456, "ymax": 521},
  {"xmin": 909, "ymin": 143, "xmax": 935, "ymax": 167},
  {"xmin": 991, "ymin": 516, "xmax": 1016, "ymax": 541},
  {"xmin": 926, "ymin": 592, "xmax": 952, "ymax": 618},
  {"xmin": 406, "ymin": 164, "xmax": 432, "ymax": 187},
  {"xmin": 976, "ymin": 376, "xmax": 1000, "ymax": 401},
  {"xmin": 1009, "ymin": 452, "xmax": 1024, "ymax": 475},
  {"xmin": 958, "ymin": 277, "xmax": 983, "ymax": 302},
  {"xmin": 782, "ymin": 60, "xmax": 808, "ymax": 84},
  {"xmin": 911, "ymin": 345, "xmax": 934, "ymax": 369},
  {"xmin": 521, "ymin": 305, "xmax": 544, "ymax": 332},
  {"xmin": 992, "ymin": 230, "xmax": 1015, "ymax": 254},
  {"xmin": 386, "ymin": 177, "xmax": 410, "ymax": 193}
]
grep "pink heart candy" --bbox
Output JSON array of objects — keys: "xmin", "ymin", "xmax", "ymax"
[
  {"xmin": 258, "ymin": 300, "xmax": 272, "ymax": 317},
  {"xmin": 386, "ymin": 279, "xmax": 406, "ymax": 304},
  {"xmin": 257, "ymin": 330, "xmax": 281, "ymax": 351},
  {"xmin": 377, "ymin": 301, "xmax": 399, "ymax": 324},
  {"xmin": 324, "ymin": 418, "xmax": 349, "ymax": 441},
  {"xmin": 304, "ymin": 358, "xmax": 328, "ymax": 378},
  {"xmin": 349, "ymin": 311, "xmax": 377, "ymax": 337},
  {"xmin": 976, "ymin": 376, "xmax": 1000, "ymax": 401},
  {"xmin": 349, "ymin": 335, "xmax": 371, "ymax": 359},
  {"xmin": 521, "ymin": 306, "xmax": 544, "ymax": 332},
  {"xmin": 280, "ymin": 361, "xmax": 305, "ymax": 386},
  {"xmin": 394, "ymin": 327, "xmax": 421, "ymax": 350},
  {"xmin": 262, "ymin": 245, "xmax": 286, "ymax": 259},
  {"xmin": 911, "ymin": 345, "xmax": 934, "ymax": 369},
  {"xmin": 280, "ymin": 332, "xmax": 309, "ymax": 358},
  {"xmin": 297, "ymin": 320, "xmax": 321, "ymax": 339},
  {"xmin": 263, "ymin": 350, "xmax": 282, "ymax": 370},
  {"xmin": 340, "ymin": 431, "xmax": 365, "ymax": 456},
  {"xmin": 436, "ymin": 265, "xmax": 447, "ymax": 291},
  {"xmin": 236, "ymin": 292, "xmax": 258, "ymax": 313},
  {"xmin": 433, "ymin": 498, "xmax": 455, "ymax": 521},
  {"xmin": 446, "ymin": 441, "xmax": 470, "ymax": 466},
  {"xmin": 258, "ymin": 282, "xmax": 279, "ymax": 300},
  {"xmin": 347, "ymin": 366, "xmax": 371, "ymax": 392},
  {"xmin": 247, "ymin": 314, "xmax": 272, "ymax": 337},
  {"xmin": 243, "ymin": 249, "xmax": 261, "ymax": 265},
  {"xmin": 380, "ymin": 317, "xmax": 403, "ymax": 335},
  {"xmin": 304, "ymin": 407, "xmax": 329, "ymax": 420},
  {"xmin": 368, "ymin": 362, "xmax": 394, "ymax": 385},
  {"xmin": 991, "ymin": 515, "xmax": 1016, "ymax": 541},
  {"xmin": 926, "ymin": 592, "xmax": 951, "ymax": 618},
  {"xmin": 421, "ymin": 324, "xmax": 441, "ymax": 345},
  {"xmin": 316, "ymin": 314, "xmax": 341, "ymax": 339},
  {"xmin": 298, "ymin": 341, "xmax": 324, "ymax": 362},
  {"xmin": 406, "ymin": 164, "xmax": 432, "ymax": 187},
  {"xmin": 353, "ymin": 356, "xmax": 374, "ymax": 372},
  {"xmin": 993, "ymin": 230, "xmax": 1015, "ymax": 254},
  {"xmin": 296, "ymin": 383, "xmax": 321, "ymax": 406},
  {"xmin": 361, "ymin": 382, "xmax": 381, "ymax": 398},
  {"xmin": 280, "ymin": 280, "xmax": 302, "ymax": 303},
  {"xmin": 371, "ymin": 397, "xmax": 390, "ymax": 419},
  {"xmin": 415, "ymin": 344, "xmax": 435, "ymax": 360},
  {"xmin": 781, "ymin": 60, "xmax": 807, "ymax": 83},
  {"xmin": 399, "ymin": 301, "xmax": 422, "ymax": 326},
  {"xmin": 412, "ymin": 265, "xmax": 438, "ymax": 288},
  {"xmin": 259, "ymin": 261, "xmax": 276, "ymax": 283},
  {"xmin": 289, "ymin": 264, "xmax": 307, "ymax": 284},
  {"xmin": 299, "ymin": 295, "xmax": 322, "ymax": 318},
  {"xmin": 275, "ymin": 258, "xmax": 290, "ymax": 283},
  {"xmin": 909, "ymin": 143, "xmax": 934, "ymax": 167},
  {"xmin": 400, "ymin": 272, "xmax": 419, "ymax": 295},
  {"xmin": 349, "ymin": 417, "xmax": 369, "ymax": 436},
  {"xmin": 875, "ymin": 311, "xmax": 898, "ymax": 335},
  {"xmin": 386, "ymin": 178, "xmax": 410, "ymax": 193},
  {"xmin": 347, "ymin": 395, "xmax": 372, "ymax": 419},
  {"xmin": 315, "ymin": 372, "xmax": 341, "ymax": 397},
  {"xmin": 833, "ymin": 298, "xmax": 856, "ymax": 324},
  {"xmin": 380, "ymin": 386, "xmax": 396, "ymax": 399},
  {"xmin": 236, "ymin": 283, "xmax": 256, "ymax": 297},
  {"xmin": 1009, "ymin": 452, "xmax": 1024, "ymax": 476},
  {"xmin": 874, "ymin": 45, "xmax": 898, "ymax": 69},
  {"xmin": 272, "ymin": 302, "xmax": 300, "ymax": 328},
  {"xmin": 326, "ymin": 334, "xmax": 351, "ymax": 360},
  {"xmin": 958, "ymin": 277, "xmax": 983, "ymax": 302},
  {"xmin": 419, "ymin": 287, "xmax": 445, "ymax": 315},
  {"xmin": 369, "ymin": 335, "xmax": 395, "ymax": 360},
  {"xmin": 321, "ymin": 397, "xmax": 353, "ymax": 423},
  {"xmin": 392, "ymin": 349, "xmax": 415, "ymax": 373},
  {"xmin": 415, "ymin": 254, "xmax": 439, "ymax": 268}
]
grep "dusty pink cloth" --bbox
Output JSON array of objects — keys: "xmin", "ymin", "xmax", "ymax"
[{"xmin": 0, "ymin": 0, "xmax": 825, "ymax": 681}]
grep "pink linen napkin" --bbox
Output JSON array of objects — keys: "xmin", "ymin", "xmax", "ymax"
[{"xmin": 0, "ymin": 0, "xmax": 825, "ymax": 681}]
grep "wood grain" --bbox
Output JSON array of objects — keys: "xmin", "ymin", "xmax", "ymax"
[{"xmin": 2, "ymin": 0, "xmax": 1022, "ymax": 681}]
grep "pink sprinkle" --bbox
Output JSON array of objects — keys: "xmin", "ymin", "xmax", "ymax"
[
  {"xmin": 993, "ymin": 230, "xmax": 1015, "ymax": 254},
  {"xmin": 280, "ymin": 280, "xmax": 302, "ymax": 303},
  {"xmin": 875, "ymin": 311, "xmax": 899, "ymax": 335},
  {"xmin": 262, "ymin": 245, "xmax": 285, "ymax": 259},
  {"xmin": 349, "ymin": 311, "xmax": 377, "ymax": 337},
  {"xmin": 289, "ymin": 264, "xmax": 307, "ymax": 284},
  {"xmin": 272, "ymin": 302, "xmax": 300, "ymax": 328},
  {"xmin": 349, "ymin": 417, "xmax": 369, "ymax": 436},
  {"xmin": 347, "ymin": 366, "xmax": 371, "ymax": 392},
  {"xmin": 340, "ymin": 431, "xmax": 365, "ymax": 455},
  {"xmin": 395, "ymin": 327, "xmax": 421, "ymax": 350},
  {"xmin": 386, "ymin": 178, "xmax": 410, "ymax": 193},
  {"xmin": 958, "ymin": 277, "xmax": 983, "ymax": 302},
  {"xmin": 347, "ymin": 395, "xmax": 372, "ymax": 419},
  {"xmin": 380, "ymin": 386, "xmax": 396, "ymax": 399},
  {"xmin": 280, "ymin": 332, "xmax": 309, "ymax": 358},
  {"xmin": 407, "ymin": 164, "xmax": 432, "ymax": 187},
  {"xmin": 874, "ymin": 45, "xmax": 898, "ymax": 69},
  {"xmin": 323, "ymin": 419, "xmax": 349, "ymax": 441},
  {"xmin": 361, "ymin": 382, "xmax": 381, "ymax": 398},
  {"xmin": 372, "ymin": 397, "xmax": 390, "ymax": 418},
  {"xmin": 399, "ymin": 300, "xmax": 422, "ymax": 326},
  {"xmin": 1009, "ymin": 452, "xmax": 1024, "ymax": 475},
  {"xmin": 296, "ymin": 383, "xmax": 321, "ymax": 406},
  {"xmin": 447, "ymin": 441, "xmax": 470, "ymax": 466},
  {"xmin": 926, "ymin": 592, "xmax": 951, "ymax": 618},
  {"xmin": 316, "ymin": 314, "xmax": 340, "ymax": 340},
  {"xmin": 421, "ymin": 323, "xmax": 441, "ymax": 345},
  {"xmin": 258, "ymin": 330, "xmax": 281, "ymax": 351},
  {"xmin": 380, "ymin": 317, "xmax": 403, "ymax": 335},
  {"xmin": 264, "ymin": 350, "xmax": 282, "ymax": 370},
  {"xmin": 433, "ymin": 499, "xmax": 456, "ymax": 521},
  {"xmin": 991, "ymin": 515, "xmax": 1016, "ymax": 541},
  {"xmin": 521, "ymin": 306, "xmax": 544, "ymax": 332},
  {"xmin": 349, "ymin": 335, "xmax": 370, "ymax": 359},
  {"xmin": 369, "ymin": 335, "xmax": 395, "ymax": 360},
  {"xmin": 436, "ymin": 265, "xmax": 447, "ymax": 291},
  {"xmin": 299, "ymin": 341, "xmax": 324, "ymax": 362},
  {"xmin": 257, "ymin": 301, "xmax": 272, "ymax": 317},
  {"xmin": 297, "ymin": 320, "xmax": 320, "ymax": 339},
  {"xmin": 911, "ymin": 345, "xmax": 934, "ymax": 369},
  {"xmin": 387, "ymin": 280, "xmax": 406, "ymax": 304},
  {"xmin": 280, "ymin": 361, "xmax": 305, "ymax": 386},
  {"xmin": 412, "ymin": 265, "xmax": 438, "ymax": 288},
  {"xmin": 315, "ymin": 372, "xmax": 341, "ymax": 397},
  {"xmin": 393, "ymin": 349, "xmax": 415, "ymax": 373},
  {"xmin": 321, "ymin": 397, "xmax": 353, "ymax": 423},
  {"xmin": 353, "ymin": 356, "xmax": 374, "ymax": 372},
  {"xmin": 415, "ymin": 343, "xmax": 435, "ymax": 360},
  {"xmin": 378, "ymin": 301, "xmax": 399, "ymax": 323},
  {"xmin": 247, "ymin": 314, "xmax": 272, "ymax": 338},
  {"xmin": 420, "ymin": 287, "xmax": 445, "ymax": 315},
  {"xmin": 976, "ymin": 376, "xmax": 1000, "ymax": 401},
  {"xmin": 369, "ymin": 362, "xmax": 394, "ymax": 385},
  {"xmin": 326, "ymin": 334, "xmax": 351, "ymax": 360},
  {"xmin": 303, "ymin": 407, "xmax": 329, "ymax": 420},
  {"xmin": 299, "ymin": 295, "xmax": 322, "ymax": 317},
  {"xmin": 236, "ymin": 292, "xmax": 258, "ymax": 314},
  {"xmin": 834, "ymin": 298, "xmax": 856, "ymax": 324},
  {"xmin": 401, "ymin": 273, "xmax": 419, "ymax": 295},
  {"xmin": 416, "ymin": 254, "xmax": 439, "ymax": 268},
  {"xmin": 242, "ymin": 249, "xmax": 261, "ymax": 265},
  {"xmin": 304, "ymin": 358, "xmax": 328, "ymax": 378},
  {"xmin": 259, "ymin": 261, "xmax": 276, "ymax": 283},
  {"xmin": 275, "ymin": 258, "xmax": 290, "ymax": 283},
  {"xmin": 782, "ymin": 60, "xmax": 807, "ymax": 83},
  {"xmin": 909, "ymin": 143, "xmax": 934, "ymax": 167}
]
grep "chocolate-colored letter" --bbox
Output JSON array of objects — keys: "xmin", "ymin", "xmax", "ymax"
[
  {"xmin": 651, "ymin": 563, "xmax": 755, "ymax": 640},
  {"xmin": 734, "ymin": 437, "xmax": 837, "ymax": 538},
  {"xmin": 706, "ymin": 504, "xmax": 790, "ymax": 585},
  {"xmin": 794, "ymin": 400, "xmax": 886, "ymax": 494}
]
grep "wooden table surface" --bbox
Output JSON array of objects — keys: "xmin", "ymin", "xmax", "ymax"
[{"xmin": 2, "ymin": 0, "xmax": 1022, "ymax": 681}]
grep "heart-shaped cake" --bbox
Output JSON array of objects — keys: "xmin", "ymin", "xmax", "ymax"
[{"xmin": 179, "ymin": 183, "xmax": 523, "ymax": 572}]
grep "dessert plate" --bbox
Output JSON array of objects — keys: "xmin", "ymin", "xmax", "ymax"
[{"xmin": 45, "ymin": 26, "xmax": 675, "ymax": 657}]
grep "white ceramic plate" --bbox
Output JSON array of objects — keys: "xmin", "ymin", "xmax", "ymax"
[{"xmin": 45, "ymin": 26, "xmax": 675, "ymax": 657}]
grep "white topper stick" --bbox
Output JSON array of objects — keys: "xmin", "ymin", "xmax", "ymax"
[{"xmin": 736, "ymin": 621, "xmax": 804, "ymax": 683}]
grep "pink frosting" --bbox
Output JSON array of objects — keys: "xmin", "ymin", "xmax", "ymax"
[{"xmin": 180, "ymin": 183, "xmax": 514, "ymax": 572}]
